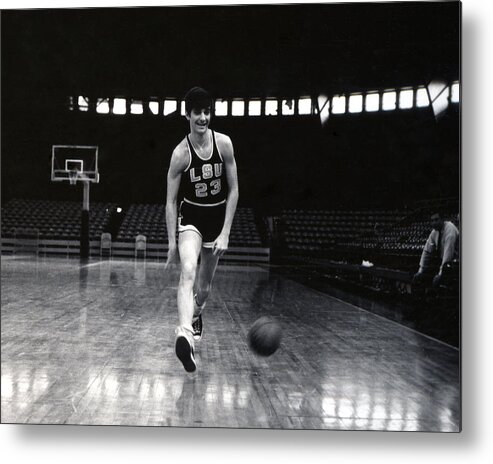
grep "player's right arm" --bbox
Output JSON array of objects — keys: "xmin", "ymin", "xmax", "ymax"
[
  {"xmin": 414, "ymin": 231, "xmax": 436, "ymax": 282},
  {"xmin": 418, "ymin": 232, "xmax": 435, "ymax": 273},
  {"xmin": 165, "ymin": 143, "xmax": 188, "ymax": 267}
]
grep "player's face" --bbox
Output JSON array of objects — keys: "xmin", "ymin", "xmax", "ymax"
[{"xmin": 187, "ymin": 107, "xmax": 211, "ymax": 135}]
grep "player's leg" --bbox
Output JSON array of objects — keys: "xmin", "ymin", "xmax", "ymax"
[
  {"xmin": 195, "ymin": 203, "xmax": 225, "ymax": 310},
  {"xmin": 196, "ymin": 246, "xmax": 220, "ymax": 308},
  {"xmin": 190, "ymin": 202, "xmax": 226, "ymax": 340},
  {"xmin": 177, "ymin": 230, "xmax": 202, "ymax": 328},
  {"xmin": 191, "ymin": 246, "xmax": 220, "ymax": 341},
  {"xmin": 175, "ymin": 229, "xmax": 202, "ymax": 372}
]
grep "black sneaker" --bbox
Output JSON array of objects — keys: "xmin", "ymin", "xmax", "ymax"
[
  {"xmin": 175, "ymin": 327, "xmax": 196, "ymax": 373},
  {"xmin": 192, "ymin": 314, "xmax": 203, "ymax": 341}
]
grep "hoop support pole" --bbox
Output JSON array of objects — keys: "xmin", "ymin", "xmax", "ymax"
[{"xmin": 80, "ymin": 180, "xmax": 90, "ymax": 260}]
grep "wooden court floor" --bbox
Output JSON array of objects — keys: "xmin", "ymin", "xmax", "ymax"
[{"xmin": 1, "ymin": 256, "xmax": 460, "ymax": 431}]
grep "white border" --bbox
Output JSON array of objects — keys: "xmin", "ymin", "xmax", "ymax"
[{"xmin": 2, "ymin": 1, "xmax": 492, "ymax": 464}]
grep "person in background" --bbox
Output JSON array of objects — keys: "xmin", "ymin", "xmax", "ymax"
[{"xmin": 413, "ymin": 211, "xmax": 459, "ymax": 288}]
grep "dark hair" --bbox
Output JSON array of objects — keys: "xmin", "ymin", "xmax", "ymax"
[
  {"xmin": 430, "ymin": 211, "xmax": 442, "ymax": 218},
  {"xmin": 184, "ymin": 87, "xmax": 213, "ymax": 115}
]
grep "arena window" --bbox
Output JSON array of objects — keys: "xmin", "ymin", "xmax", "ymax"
[
  {"xmin": 433, "ymin": 87, "xmax": 450, "ymax": 116},
  {"xmin": 382, "ymin": 90, "xmax": 396, "ymax": 111},
  {"xmin": 416, "ymin": 86, "xmax": 430, "ymax": 107},
  {"xmin": 231, "ymin": 100, "xmax": 245, "ymax": 116},
  {"xmin": 148, "ymin": 100, "xmax": 159, "ymax": 115},
  {"xmin": 163, "ymin": 99, "xmax": 177, "ymax": 116},
  {"xmin": 365, "ymin": 92, "xmax": 379, "ymax": 112},
  {"xmin": 281, "ymin": 99, "xmax": 295, "ymax": 115},
  {"xmin": 298, "ymin": 97, "xmax": 312, "ymax": 115},
  {"xmin": 113, "ymin": 98, "xmax": 126, "ymax": 115},
  {"xmin": 78, "ymin": 96, "xmax": 89, "ymax": 112},
  {"xmin": 331, "ymin": 95, "xmax": 346, "ymax": 114},
  {"xmin": 248, "ymin": 100, "xmax": 261, "ymax": 116},
  {"xmin": 215, "ymin": 100, "xmax": 228, "ymax": 116},
  {"xmin": 451, "ymin": 82, "xmax": 460, "ymax": 103},
  {"xmin": 70, "ymin": 84, "xmax": 453, "ymax": 118},
  {"xmin": 130, "ymin": 100, "xmax": 143, "ymax": 115},
  {"xmin": 348, "ymin": 94, "xmax": 363, "ymax": 113},
  {"xmin": 317, "ymin": 95, "xmax": 330, "ymax": 124},
  {"xmin": 399, "ymin": 88, "xmax": 414, "ymax": 109},
  {"xmin": 96, "ymin": 98, "xmax": 110, "ymax": 114},
  {"xmin": 68, "ymin": 96, "xmax": 76, "ymax": 111},
  {"xmin": 428, "ymin": 80, "xmax": 450, "ymax": 118},
  {"xmin": 265, "ymin": 99, "xmax": 278, "ymax": 116}
]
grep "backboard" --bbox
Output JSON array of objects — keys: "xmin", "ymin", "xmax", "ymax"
[{"xmin": 51, "ymin": 145, "xmax": 100, "ymax": 184}]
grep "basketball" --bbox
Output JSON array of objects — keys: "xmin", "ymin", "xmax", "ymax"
[{"xmin": 248, "ymin": 316, "xmax": 282, "ymax": 356}]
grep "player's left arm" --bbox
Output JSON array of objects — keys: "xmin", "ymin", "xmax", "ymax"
[
  {"xmin": 418, "ymin": 231, "xmax": 435, "ymax": 274},
  {"xmin": 213, "ymin": 135, "xmax": 239, "ymax": 256}
]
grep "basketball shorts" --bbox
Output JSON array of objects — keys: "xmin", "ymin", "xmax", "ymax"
[{"xmin": 178, "ymin": 200, "xmax": 226, "ymax": 247}]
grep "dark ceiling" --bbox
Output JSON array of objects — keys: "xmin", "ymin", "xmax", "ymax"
[{"xmin": 1, "ymin": 2, "xmax": 460, "ymax": 101}]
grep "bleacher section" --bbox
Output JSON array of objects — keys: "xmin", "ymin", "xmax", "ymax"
[
  {"xmin": 2, "ymin": 198, "xmax": 458, "ymax": 271},
  {"xmin": 278, "ymin": 204, "xmax": 459, "ymax": 302},
  {"xmin": 117, "ymin": 204, "xmax": 166, "ymax": 243},
  {"xmin": 116, "ymin": 204, "xmax": 262, "ymax": 247},
  {"xmin": 337, "ymin": 212, "xmax": 459, "ymax": 261},
  {"xmin": 281, "ymin": 209, "xmax": 406, "ymax": 253},
  {"xmin": 1, "ymin": 199, "xmax": 268, "ymax": 262},
  {"xmin": 229, "ymin": 208, "xmax": 262, "ymax": 247},
  {"xmin": 1, "ymin": 198, "xmax": 114, "ymax": 240}
]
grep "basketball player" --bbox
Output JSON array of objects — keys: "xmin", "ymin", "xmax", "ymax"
[{"xmin": 165, "ymin": 87, "xmax": 239, "ymax": 372}]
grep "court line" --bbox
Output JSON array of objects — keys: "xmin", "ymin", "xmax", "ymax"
[
  {"xmin": 79, "ymin": 261, "xmax": 104, "ymax": 269},
  {"xmin": 322, "ymin": 289, "xmax": 459, "ymax": 351},
  {"xmin": 284, "ymin": 274, "xmax": 460, "ymax": 352}
]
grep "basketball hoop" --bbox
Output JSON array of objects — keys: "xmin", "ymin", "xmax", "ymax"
[
  {"xmin": 68, "ymin": 169, "xmax": 78, "ymax": 186},
  {"xmin": 50, "ymin": 145, "xmax": 99, "ymax": 260}
]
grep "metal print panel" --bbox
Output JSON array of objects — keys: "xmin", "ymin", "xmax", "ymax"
[{"xmin": 1, "ymin": 1, "xmax": 460, "ymax": 431}]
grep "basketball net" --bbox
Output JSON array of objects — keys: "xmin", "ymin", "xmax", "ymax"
[{"xmin": 69, "ymin": 169, "xmax": 79, "ymax": 186}]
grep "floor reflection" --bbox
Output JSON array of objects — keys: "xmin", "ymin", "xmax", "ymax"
[{"xmin": 1, "ymin": 256, "xmax": 459, "ymax": 430}]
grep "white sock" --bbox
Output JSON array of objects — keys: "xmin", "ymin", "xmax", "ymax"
[{"xmin": 176, "ymin": 324, "xmax": 194, "ymax": 336}]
